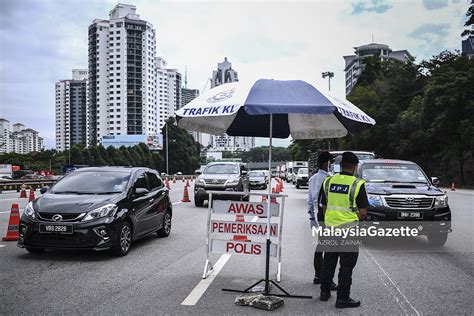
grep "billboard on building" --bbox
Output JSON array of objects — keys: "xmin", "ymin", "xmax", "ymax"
[
  {"xmin": 102, "ymin": 135, "xmax": 147, "ymax": 149},
  {"xmin": 147, "ymin": 134, "xmax": 163, "ymax": 151},
  {"xmin": 102, "ymin": 134, "xmax": 163, "ymax": 151}
]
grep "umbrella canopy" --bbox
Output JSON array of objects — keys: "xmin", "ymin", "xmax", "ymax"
[{"xmin": 176, "ymin": 79, "xmax": 375, "ymax": 139}]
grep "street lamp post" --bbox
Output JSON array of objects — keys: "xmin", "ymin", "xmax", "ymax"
[
  {"xmin": 321, "ymin": 71, "xmax": 334, "ymax": 91},
  {"xmin": 322, "ymin": 71, "xmax": 334, "ymax": 151},
  {"xmin": 165, "ymin": 123, "xmax": 169, "ymax": 175}
]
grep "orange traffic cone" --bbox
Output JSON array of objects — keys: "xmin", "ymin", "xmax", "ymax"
[
  {"xmin": 182, "ymin": 186, "xmax": 191, "ymax": 202},
  {"xmin": 2, "ymin": 204, "xmax": 20, "ymax": 241},
  {"xmin": 451, "ymin": 182, "xmax": 456, "ymax": 191},
  {"xmin": 191, "ymin": 176, "xmax": 194, "ymax": 182},
  {"xmin": 28, "ymin": 188, "xmax": 36, "ymax": 202},
  {"xmin": 182, "ymin": 177, "xmax": 185, "ymax": 183},
  {"xmin": 19, "ymin": 184, "xmax": 27, "ymax": 198},
  {"xmin": 166, "ymin": 179, "xmax": 171, "ymax": 190},
  {"xmin": 173, "ymin": 177, "xmax": 176, "ymax": 184},
  {"xmin": 185, "ymin": 179, "xmax": 190, "ymax": 187},
  {"xmin": 261, "ymin": 195, "xmax": 267, "ymax": 203},
  {"xmin": 232, "ymin": 214, "xmax": 250, "ymax": 242}
]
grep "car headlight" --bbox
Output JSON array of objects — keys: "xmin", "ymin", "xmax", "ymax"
[
  {"xmin": 24, "ymin": 202, "xmax": 36, "ymax": 220},
  {"xmin": 368, "ymin": 194, "xmax": 383, "ymax": 207},
  {"xmin": 226, "ymin": 178, "xmax": 239, "ymax": 185},
  {"xmin": 434, "ymin": 195, "xmax": 448, "ymax": 208},
  {"xmin": 197, "ymin": 178, "xmax": 205, "ymax": 185},
  {"xmin": 82, "ymin": 204, "xmax": 118, "ymax": 222}
]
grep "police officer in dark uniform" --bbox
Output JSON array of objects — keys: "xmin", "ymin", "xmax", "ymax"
[{"xmin": 319, "ymin": 152, "xmax": 369, "ymax": 308}]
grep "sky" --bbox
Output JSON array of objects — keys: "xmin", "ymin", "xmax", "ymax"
[{"xmin": 0, "ymin": 0, "xmax": 469, "ymax": 149}]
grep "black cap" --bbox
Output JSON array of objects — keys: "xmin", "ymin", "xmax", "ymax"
[
  {"xmin": 341, "ymin": 152, "xmax": 359, "ymax": 164},
  {"xmin": 317, "ymin": 151, "xmax": 333, "ymax": 166}
]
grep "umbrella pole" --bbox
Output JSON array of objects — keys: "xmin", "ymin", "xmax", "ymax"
[{"xmin": 265, "ymin": 114, "xmax": 273, "ymax": 295}]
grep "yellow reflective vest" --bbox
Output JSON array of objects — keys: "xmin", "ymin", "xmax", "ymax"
[{"xmin": 323, "ymin": 174, "xmax": 365, "ymax": 228}]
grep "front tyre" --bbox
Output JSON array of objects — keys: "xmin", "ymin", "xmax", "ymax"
[
  {"xmin": 113, "ymin": 222, "xmax": 132, "ymax": 256},
  {"xmin": 428, "ymin": 232, "xmax": 448, "ymax": 247},
  {"xmin": 194, "ymin": 196, "xmax": 204, "ymax": 207},
  {"xmin": 157, "ymin": 210, "xmax": 172, "ymax": 237}
]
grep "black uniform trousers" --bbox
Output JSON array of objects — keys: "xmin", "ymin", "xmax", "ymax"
[
  {"xmin": 313, "ymin": 210, "xmax": 325, "ymax": 277},
  {"xmin": 320, "ymin": 234, "xmax": 359, "ymax": 300}
]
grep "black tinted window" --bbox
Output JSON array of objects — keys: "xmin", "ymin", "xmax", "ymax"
[
  {"xmin": 147, "ymin": 172, "xmax": 162, "ymax": 190},
  {"xmin": 52, "ymin": 171, "xmax": 131, "ymax": 194},
  {"xmin": 134, "ymin": 172, "xmax": 148, "ymax": 189}
]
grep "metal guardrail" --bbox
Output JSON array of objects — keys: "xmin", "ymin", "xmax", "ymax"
[{"xmin": 0, "ymin": 179, "xmax": 59, "ymax": 193}]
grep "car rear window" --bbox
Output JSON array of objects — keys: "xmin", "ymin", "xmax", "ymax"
[{"xmin": 204, "ymin": 164, "xmax": 239, "ymax": 174}]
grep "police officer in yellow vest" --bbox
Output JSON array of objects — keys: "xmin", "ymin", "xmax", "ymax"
[{"xmin": 319, "ymin": 152, "xmax": 368, "ymax": 308}]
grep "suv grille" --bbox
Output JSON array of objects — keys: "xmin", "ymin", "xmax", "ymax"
[
  {"xmin": 38, "ymin": 212, "xmax": 84, "ymax": 222},
  {"xmin": 384, "ymin": 197, "xmax": 434, "ymax": 209},
  {"xmin": 204, "ymin": 179, "xmax": 226, "ymax": 185}
]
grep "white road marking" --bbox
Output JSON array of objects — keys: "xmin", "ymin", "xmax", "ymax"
[
  {"xmin": 0, "ymin": 245, "xmax": 6, "ymax": 248},
  {"xmin": 363, "ymin": 249, "xmax": 420, "ymax": 316},
  {"xmin": 181, "ymin": 216, "xmax": 259, "ymax": 306},
  {"xmin": 181, "ymin": 254, "xmax": 232, "ymax": 306},
  {"xmin": 172, "ymin": 202, "xmax": 183, "ymax": 205}
]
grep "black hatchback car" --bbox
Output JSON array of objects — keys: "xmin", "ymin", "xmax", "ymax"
[
  {"xmin": 18, "ymin": 167, "xmax": 172, "ymax": 256},
  {"xmin": 357, "ymin": 160, "xmax": 451, "ymax": 246}
]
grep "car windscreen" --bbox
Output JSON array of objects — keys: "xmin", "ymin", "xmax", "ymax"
[
  {"xmin": 204, "ymin": 164, "xmax": 239, "ymax": 174},
  {"xmin": 249, "ymin": 171, "xmax": 265, "ymax": 177},
  {"xmin": 298, "ymin": 168, "xmax": 308, "ymax": 175},
  {"xmin": 293, "ymin": 167, "xmax": 302, "ymax": 173},
  {"xmin": 361, "ymin": 164, "xmax": 428, "ymax": 184},
  {"xmin": 51, "ymin": 171, "xmax": 131, "ymax": 194}
]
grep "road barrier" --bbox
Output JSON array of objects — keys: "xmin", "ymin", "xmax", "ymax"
[
  {"xmin": 0, "ymin": 179, "xmax": 58, "ymax": 193},
  {"xmin": 202, "ymin": 192, "xmax": 286, "ymax": 283}
]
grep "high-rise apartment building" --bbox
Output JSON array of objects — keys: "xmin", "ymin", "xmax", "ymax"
[
  {"xmin": 156, "ymin": 57, "xmax": 182, "ymax": 130},
  {"xmin": 55, "ymin": 69, "xmax": 88, "ymax": 151},
  {"xmin": 209, "ymin": 58, "xmax": 254, "ymax": 152},
  {"xmin": 181, "ymin": 88, "xmax": 201, "ymax": 143},
  {"xmin": 343, "ymin": 43, "xmax": 413, "ymax": 95},
  {"xmin": 88, "ymin": 4, "xmax": 157, "ymax": 146},
  {"xmin": 0, "ymin": 119, "xmax": 44, "ymax": 154}
]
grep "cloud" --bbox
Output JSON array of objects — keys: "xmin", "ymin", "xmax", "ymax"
[
  {"xmin": 0, "ymin": 0, "xmax": 467, "ymax": 149},
  {"xmin": 409, "ymin": 23, "xmax": 451, "ymax": 44},
  {"xmin": 351, "ymin": 0, "xmax": 393, "ymax": 14},
  {"xmin": 422, "ymin": 0, "xmax": 448, "ymax": 10}
]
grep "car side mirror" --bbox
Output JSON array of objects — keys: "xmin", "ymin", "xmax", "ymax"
[
  {"xmin": 241, "ymin": 170, "xmax": 248, "ymax": 176},
  {"xmin": 431, "ymin": 177, "xmax": 440, "ymax": 186},
  {"xmin": 134, "ymin": 187, "xmax": 149, "ymax": 197},
  {"xmin": 196, "ymin": 170, "xmax": 202, "ymax": 175},
  {"xmin": 40, "ymin": 186, "xmax": 49, "ymax": 194}
]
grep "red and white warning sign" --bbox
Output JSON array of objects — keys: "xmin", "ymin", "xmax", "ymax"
[
  {"xmin": 211, "ymin": 239, "xmax": 278, "ymax": 257},
  {"xmin": 212, "ymin": 200, "xmax": 280, "ymax": 217},
  {"xmin": 211, "ymin": 220, "xmax": 278, "ymax": 238}
]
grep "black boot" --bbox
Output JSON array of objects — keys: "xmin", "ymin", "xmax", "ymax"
[
  {"xmin": 335, "ymin": 298, "xmax": 361, "ymax": 308},
  {"xmin": 320, "ymin": 291, "xmax": 331, "ymax": 301},
  {"xmin": 313, "ymin": 276, "xmax": 321, "ymax": 284}
]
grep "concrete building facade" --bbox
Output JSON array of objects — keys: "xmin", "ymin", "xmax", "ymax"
[
  {"xmin": 55, "ymin": 69, "xmax": 89, "ymax": 151},
  {"xmin": 88, "ymin": 4, "xmax": 157, "ymax": 146},
  {"xmin": 156, "ymin": 57, "xmax": 182, "ymax": 130},
  {"xmin": 0, "ymin": 119, "xmax": 44, "ymax": 154},
  {"xmin": 209, "ymin": 58, "xmax": 255, "ymax": 152},
  {"xmin": 343, "ymin": 43, "xmax": 413, "ymax": 95}
]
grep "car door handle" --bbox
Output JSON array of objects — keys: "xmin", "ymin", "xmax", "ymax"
[{"xmin": 149, "ymin": 199, "xmax": 154, "ymax": 203}]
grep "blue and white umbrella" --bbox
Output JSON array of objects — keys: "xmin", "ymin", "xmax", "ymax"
[
  {"xmin": 176, "ymin": 79, "xmax": 375, "ymax": 140},
  {"xmin": 176, "ymin": 79, "xmax": 375, "ymax": 258}
]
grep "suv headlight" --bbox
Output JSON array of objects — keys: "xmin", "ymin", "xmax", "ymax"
[
  {"xmin": 368, "ymin": 194, "xmax": 383, "ymax": 207},
  {"xmin": 82, "ymin": 204, "xmax": 118, "ymax": 222},
  {"xmin": 226, "ymin": 178, "xmax": 239, "ymax": 185},
  {"xmin": 24, "ymin": 202, "xmax": 36, "ymax": 220},
  {"xmin": 434, "ymin": 195, "xmax": 448, "ymax": 208}
]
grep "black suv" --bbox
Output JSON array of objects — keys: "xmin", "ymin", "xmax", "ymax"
[
  {"xmin": 194, "ymin": 162, "xmax": 250, "ymax": 207},
  {"xmin": 18, "ymin": 167, "xmax": 172, "ymax": 256},
  {"xmin": 357, "ymin": 160, "xmax": 451, "ymax": 246}
]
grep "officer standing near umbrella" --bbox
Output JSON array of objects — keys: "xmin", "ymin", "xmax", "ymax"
[
  {"xmin": 307, "ymin": 151, "xmax": 336, "ymax": 290},
  {"xmin": 319, "ymin": 152, "xmax": 368, "ymax": 308}
]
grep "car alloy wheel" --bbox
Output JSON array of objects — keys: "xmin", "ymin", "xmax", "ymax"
[
  {"xmin": 164, "ymin": 213, "xmax": 171, "ymax": 235},
  {"xmin": 120, "ymin": 225, "xmax": 131, "ymax": 253}
]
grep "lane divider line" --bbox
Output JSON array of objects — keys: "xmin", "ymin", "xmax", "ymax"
[
  {"xmin": 0, "ymin": 245, "xmax": 6, "ymax": 248},
  {"xmin": 181, "ymin": 216, "xmax": 258, "ymax": 306},
  {"xmin": 363, "ymin": 249, "xmax": 420, "ymax": 316}
]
